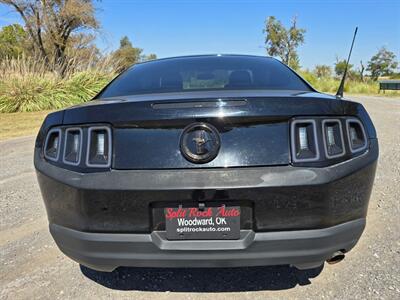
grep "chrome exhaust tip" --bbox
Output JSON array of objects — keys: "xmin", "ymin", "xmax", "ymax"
[{"xmin": 326, "ymin": 251, "xmax": 345, "ymax": 264}]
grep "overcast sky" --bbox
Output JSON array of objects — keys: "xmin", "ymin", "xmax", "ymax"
[{"xmin": 1, "ymin": 0, "xmax": 399, "ymax": 70}]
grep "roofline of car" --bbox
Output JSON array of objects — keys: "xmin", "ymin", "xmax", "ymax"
[
  {"xmin": 132, "ymin": 54, "xmax": 277, "ymax": 66},
  {"xmin": 93, "ymin": 54, "xmax": 319, "ymax": 100}
]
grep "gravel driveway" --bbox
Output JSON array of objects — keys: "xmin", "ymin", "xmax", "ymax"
[{"xmin": 1, "ymin": 96, "xmax": 399, "ymax": 299}]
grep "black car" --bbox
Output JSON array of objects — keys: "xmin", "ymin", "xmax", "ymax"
[{"xmin": 35, "ymin": 55, "xmax": 378, "ymax": 272}]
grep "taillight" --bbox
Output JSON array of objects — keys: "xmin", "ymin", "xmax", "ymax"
[
  {"xmin": 291, "ymin": 117, "xmax": 368, "ymax": 166},
  {"xmin": 44, "ymin": 128, "xmax": 61, "ymax": 161},
  {"xmin": 291, "ymin": 119, "xmax": 320, "ymax": 162},
  {"xmin": 86, "ymin": 126, "xmax": 112, "ymax": 167},
  {"xmin": 322, "ymin": 119, "xmax": 345, "ymax": 158},
  {"xmin": 63, "ymin": 128, "xmax": 82, "ymax": 165},
  {"xmin": 346, "ymin": 119, "xmax": 367, "ymax": 153}
]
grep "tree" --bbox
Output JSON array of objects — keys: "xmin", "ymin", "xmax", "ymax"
[
  {"xmin": 314, "ymin": 64, "xmax": 332, "ymax": 78},
  {"xmin": 335, "ymin": 59, "xmax": 353, "ymax": 77},
  {"xmin": 264, "ymin": 16, "xmax": 305, "ymax": 69},
  {"xmin": 289, "ymin": 52, "xmax": 301, "ymax": 71},
  {"xmin": 0, "ymin": 24, "xmax": 28, "ymax": 59},
  {"xmin": 0, "ymin": 0, "xmax": 99, "ymax": 77},
  {"xmin": 334, "ymin": 58, "xmax": 361, "ymax": 81},
  {"xmin": 144, "ymin": 53, "xmax": 157, "ymax": 61},
  {"xmin": 358, "ymin": 60, "xmax": 365, "ymax": 82},
  {"xmin": 112, "ymin": 36, "xmax": 144, "ymax": 72},
  {"xmin": 112, "ymin": 36, "xmax": 157, "ymax": 72},
  {"xmin": 65, "ymin": 33, "xmax": 102, "ymax": 70},
  {"xmin": 367, "ymin": 47, "xmax": 398, "ymax": 80}
]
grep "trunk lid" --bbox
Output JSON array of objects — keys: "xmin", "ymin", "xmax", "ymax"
[{"xmin": 63, "ymin": 90, "xmax": 344, "ymax": 169}]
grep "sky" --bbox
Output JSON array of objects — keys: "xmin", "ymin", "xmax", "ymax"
[{"xmin": 0, "ymin": 0, "xmax": 399, "ymax": 70}]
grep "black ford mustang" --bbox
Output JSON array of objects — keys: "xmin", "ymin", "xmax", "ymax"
[{"xmin": 34, "ymin": 55, "xmax": 378, "ymax": 272}]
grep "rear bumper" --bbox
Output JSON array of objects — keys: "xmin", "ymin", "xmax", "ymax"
[
  {"xmin": 50, "ymin": 219, "xmax": 365, "ymax": 272},
  {"xmin": 35, "ymin": 140, "xmax": 378, "ymax": 233},
  {"xmin": 35, "ymin": 140, "xmax": 377, "ymax": 270}
]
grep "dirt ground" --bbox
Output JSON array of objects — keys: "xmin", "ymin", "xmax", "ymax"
[{"xmin": 0, "ymin": 96, "xmax": 399, "ymax": 300}]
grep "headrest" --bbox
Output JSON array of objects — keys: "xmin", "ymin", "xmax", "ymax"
[
  {"xmin": 160, "ymin": 73, "xmax": 183, "ymax": 89},
  {"xmin": 227, "ymin": 70, "xmax": 252, "ymax": 87}
]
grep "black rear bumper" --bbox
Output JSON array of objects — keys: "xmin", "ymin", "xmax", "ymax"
[
  {"xmin": 50, "ymin": 219, "xmax": 365, "ymax": 272},
  {"xmin": 35, "ymin": 140, "xmax": 378, "ymax": 270}
]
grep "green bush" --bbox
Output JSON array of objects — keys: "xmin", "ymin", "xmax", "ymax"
[
  {"xmin": 313, "ymin": 77, "xmax": 340, "ymax": 93},
  {"xmin": 309, "ymin": 78, "xmax": 384, "ymax": 95},
  {"xmin": 348, "ymin": 81, "xmax": 379, "ymax": 94},
  {"xmin": 0, "ymin": 75, "xmax": 59, "ymax": 112},
  {"xmin": 0, "ymin": 56, "xmax": 398, "ymax": 113},
  {"xmin": 64, "ymin": 71, "xmax": 114, "ymax": 104},
  {"xmin": 0, "ymin": 71, "xmax": 114, "ymax": 113},
  {"xmin": 298, "ymin": 70, "xmax": 318, "ymax": 86},
  {"xmin": 0, "ymin": 55, "xmax": 116, "ymax": 113}
]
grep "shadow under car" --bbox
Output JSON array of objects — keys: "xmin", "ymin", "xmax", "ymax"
[{"xmin": 80, "ymin": 264, "xmax": 324, "ymax": 292}]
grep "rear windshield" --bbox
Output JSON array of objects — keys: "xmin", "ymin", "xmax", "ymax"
[{"xmin": 98, "ymin": 56, "xmax": 312, "ymax": 98}]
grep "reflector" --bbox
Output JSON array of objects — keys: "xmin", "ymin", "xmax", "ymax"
[
  {"xmin": 73, "ymin": 134, "xmax": 79, "ymax": 153},
  {"xmin": 96, "ymin": 133, "xmax": 105, "ymax": 155},
  {"xmin": 327, "ymin": 126, "xmax": 335, "ymax": 146},
  {"xmin": 53, "ymin": 136, "xmax": 59, "ymax": 150},
  {"xmin": 299, "ymin": 127, "xmax": 309, "ymax": 150},
  {"xmin": 350, "ymin": 127, "xmax": 357, "ymax": 142}
]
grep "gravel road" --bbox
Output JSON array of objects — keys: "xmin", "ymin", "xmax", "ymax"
[{"xmin": 1, "ymin": 96, "xmax": 399, "ymax": 300}]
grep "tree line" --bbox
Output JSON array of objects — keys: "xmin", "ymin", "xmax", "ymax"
[
  {"xmin": 0, "ymin": 1, "xmax": 398, "ymax": 81},
  {"xmin": 263, "ymin": 16, "xmax": 399, "ymax": 81},
  {"xmin": 0, "ymin": 0, "xmax": 156, "ymax": 77}
]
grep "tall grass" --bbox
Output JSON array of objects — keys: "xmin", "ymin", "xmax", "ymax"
[
  {"xmin": 0, "ymin": 57, "xmax": 398, "ymax": 113},
  {"xmin": 0, "ymin": 55, "xmax": 117, "ymax": 113},
  {"xmin": 299, "ymin": 70, "xmax": 399, "ymax": 96}
]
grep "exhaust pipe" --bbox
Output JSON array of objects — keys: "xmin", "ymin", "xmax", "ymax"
[{"xmin": 326, "ymin": 251, "xmax": 345, "ymax": 265}]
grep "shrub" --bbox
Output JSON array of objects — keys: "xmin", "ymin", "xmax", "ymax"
[
  {"xmin": 0, "ymin": 56, "xmax": 116, "ymax": 113},
  {"xmin": 0, "ymin": 71, "xmax": 115, "ymax": 112},
  {"xmin": 298, "ymin": 70, "xmax": 318, "ymax": 86},
  {"xmin": 313, "ymin": 77, "xmax": 340, "ymax": 93},
  {"xmin": 0, "ymin": 74, "xmax": 61, "ymax": 112},
  {"xmin": 64, "ymin": 71, "xmax": 114, "ymax": 104},
  {"xmin": 0, "ymin": 56, "xmax": 397, "ymax": 113}
]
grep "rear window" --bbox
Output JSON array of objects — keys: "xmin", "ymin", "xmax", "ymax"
[{"xmin": 98, "ymin": 56, "xmax": 312, "ymax": 98}]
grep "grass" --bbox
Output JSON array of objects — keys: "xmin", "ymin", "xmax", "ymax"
[
  {"xmin": 0, "ymin": 71, "xmax": 115, "ymax": 113},
  {"xmin": 0, "ymin": 56, "xmax": 117, "ymax": 113},
  {"xmin": 299, "ymin": 70, "xmax": 400, "ymax": 96},
  {"xmin": 316, "ymin": 79, "xmax": 400, "ymax": 96},
  {"xmin": 0, "ymin": 56, "xmax": 398, "ymax": 114},
  {"xmin": 0, "ymin": 110, "xmax": 51, "ymax": 140}
]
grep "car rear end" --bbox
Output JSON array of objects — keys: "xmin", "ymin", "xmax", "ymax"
[{"xmin": 34, "ymin": 55, "xmax": 378, "ymax": 271}]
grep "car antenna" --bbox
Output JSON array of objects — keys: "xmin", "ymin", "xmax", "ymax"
[{"xmin": 336, "ymin": 27, "xmax": 358, "ymax": 98}]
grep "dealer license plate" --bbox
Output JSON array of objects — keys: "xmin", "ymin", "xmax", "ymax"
[{"xmin": 165, "ymin": 206, "xmax": 240, "ymax": 240}]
